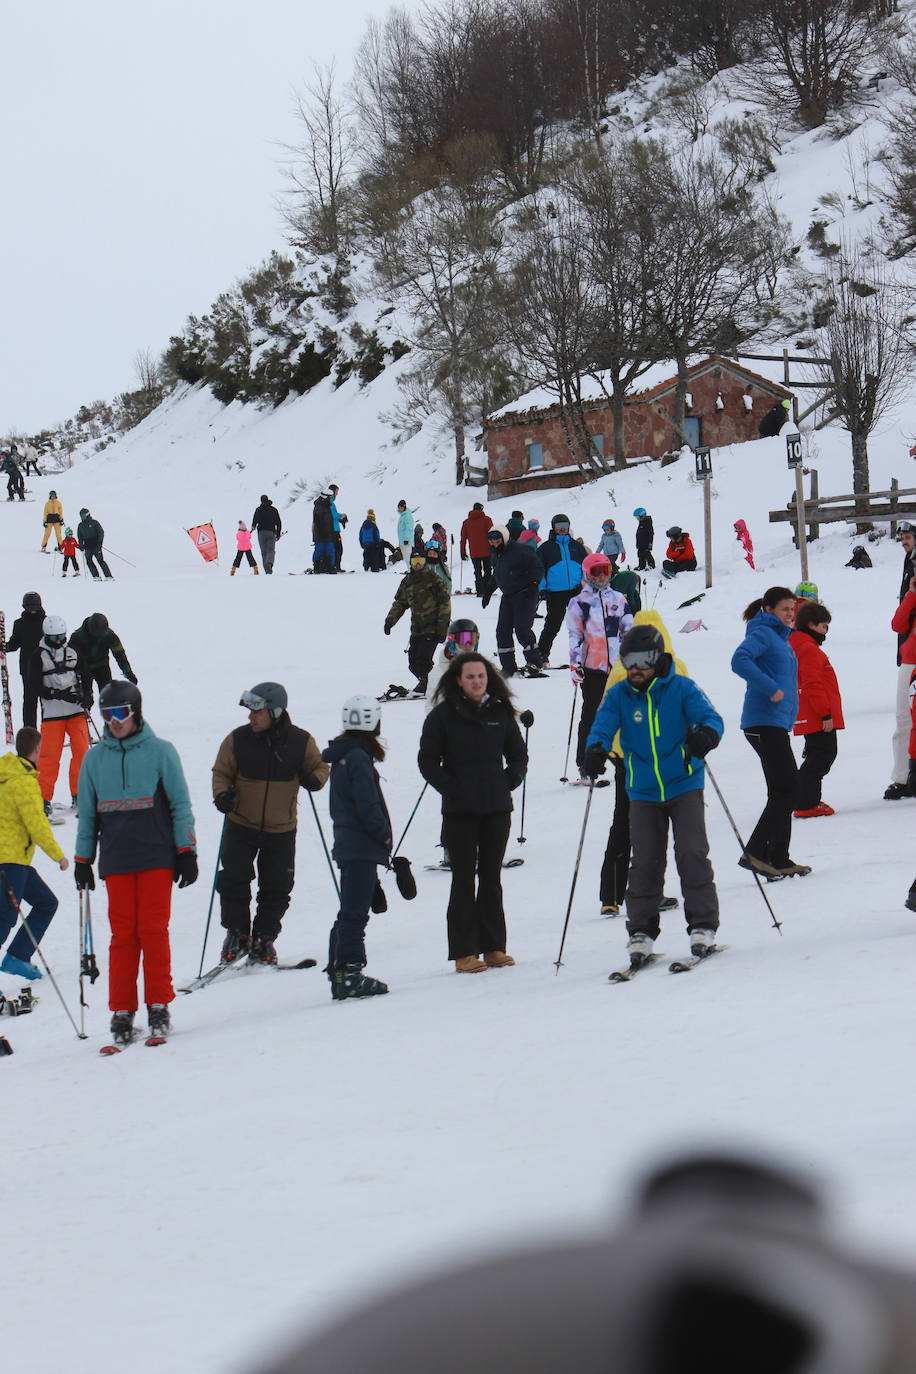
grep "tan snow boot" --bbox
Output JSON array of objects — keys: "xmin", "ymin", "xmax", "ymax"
[
  {"xmin": 484, "ymin": 951, "xmax": 515, "ymax": 968},
  {"xmin": 455, "ymin": 955, "xmax": 487, "ymax": 973},
  {"xmin": 253, "ymin": 565, "xmax": 259, "ymax": 575},
  {"xmin": 230, "ymin": 566, "xmax": 237, "ymax": 576}
]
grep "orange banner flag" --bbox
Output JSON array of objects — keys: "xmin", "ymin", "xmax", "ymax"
[{"xmin": 187, "ymin": 522, "xmax": 218, "ymax": 563}]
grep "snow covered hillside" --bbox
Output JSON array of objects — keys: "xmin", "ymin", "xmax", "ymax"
[{"xmin": 4, "ymin": 350, "xmax": 916, "ymax": 1374}]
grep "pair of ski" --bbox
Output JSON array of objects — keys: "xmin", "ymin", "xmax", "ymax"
[
  {"xmin": 100, "ymin": 1029, "xmax": 168, "ymax": 1055},
  {"xmin": 0, "ymin": 611, "xmax": 12, "ymax": 746},
  {"xmin": 609, "ymin": 945, "xmax": 727, "ymax": 983},
  {"xmin": 424, "ymin": 858, "xmax": 524, "ymax": 871},
  {"xmin": 177, "ymin": 954, "xmax": 317, "ymax": 995}
]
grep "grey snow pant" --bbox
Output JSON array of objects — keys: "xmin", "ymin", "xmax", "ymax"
[
  {"xmin": 257, "ymin": 530, "xmax": 277, "ymax": 573},
  {"xmin": 625, "ymin": 788, "xmax": 718, "ymax": 940}
]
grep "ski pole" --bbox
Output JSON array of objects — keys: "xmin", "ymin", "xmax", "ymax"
[
  {"xmin": 559, "ymin": 683, "xmax": 578, "ymax": 782},
  {"xmin": 391, "ymin": 782, "xmax": 428, "ymax": 859},
  {"xmin": 704, "ymin": 761, "xmax": 782, "ymax": 934},
  {"xmin": 554, "ymin": 780, "xmax": 597, "ymax": 971},
  {"xmin": 78, "ymin": 889, "xmax": 100, "ymax": 1036},
  {"xmin": 86, "ymin": 710, "xmax": 101, "ymax": 742},
  {"xmin": 450, "ymin": 533, "xmax": 455, "ymax": 584},
  {"xmin": 197, "ymin": 817, "xmax": 227, "ymax": 977},
  {"xmin": 308, "ymin": 792, "xmax": 340, "ymax": 899},
  {"xmin": 103, "ymin": 547, "xmax": 136, "ymax": 568},
  {"xmin": 0, "ymin": 867, "xmax": 88, "ymax": 1038},
  {"xmin": 517, "ymin": 709, "xmax": 534, "ymax": 844}
]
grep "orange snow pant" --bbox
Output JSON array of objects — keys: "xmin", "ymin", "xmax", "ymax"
[
  {"xmin": 38, "ymin": 714, "xmax": 89, "ymax": 802},
  {"xmin": 104, "ymin": 868, "xmax": 174, "ymax": 1011}
]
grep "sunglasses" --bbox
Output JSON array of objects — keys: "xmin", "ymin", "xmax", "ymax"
[
  {"xmin": 622, "ymin": 651, "xmax": 659, "ymax": 671},
  {"xmin": 102, "ymin": 704, "xmax": 133, "ymax": 724}
]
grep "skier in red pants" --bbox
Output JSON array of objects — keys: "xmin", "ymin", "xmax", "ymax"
[{"xmin": 74, "ymin": 680, "xmax": 197, "ymax": 1046}]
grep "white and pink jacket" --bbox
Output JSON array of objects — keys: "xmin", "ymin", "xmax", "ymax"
[{"xmin": 566, "ymin": 584, "xmax": 633, "ymax": 673}]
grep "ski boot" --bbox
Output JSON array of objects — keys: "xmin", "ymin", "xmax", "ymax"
[
  {"xmin": 906, "ymin": 884, "xmax": 916, "ymax": 913},
  {"xmin": 248, "ymin": 937, "xmax": 278, "ymax": 966},
  {"xmin": 659, "ymin": 896, "xmax": 679, "ymax": 911},
  {"xmin": 0, "ymin": 953, "xmax": 41, "ymax": 981},
  {"xmin": 220, "ymin": 931, "xmax": 250, "ymax": 965},
  {"xmin": 688, "ymin": 927, "xmax": 717, "ymax": 959},
  {"xmin": 110, "ymin": 1010, "xmax": 135, "ymax": 1046},
  {"xmin": 626, "ymin": 932, "xmax": 654, "ymax": 970},
  {"xmin": 601, "ymin": 902, "xmax": 619, "ymax": 916},
  {"xmin": 147, "ymin": 1004, "xmax": 171, "ymax": 1038},
  {"xmin": 331, "ymin": 962, "xmax": 389, "ymax": 1000}
]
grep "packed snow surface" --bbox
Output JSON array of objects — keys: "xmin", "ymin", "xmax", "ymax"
[{"xmin": 4, "ymin": 357, "xmax": 916, "ymax": 1373}]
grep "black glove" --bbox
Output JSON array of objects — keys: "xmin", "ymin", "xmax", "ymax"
[
  {"xmin": 685, "ymin": 725, "xmax": 719, "ymax": 761},
  {"xmin": 461, "ymin": 552, "xmax": 468, "ymax": 561},
  {"xmin": 213, "ymin": 788, "xmax": 236, "ymax": 814},
  {"xmin": 175, "ymin": 851, "xmax": 198, "ymax": 888},
  {"xmin": 519, "ymin": 709, "xmax": 534, "ymax": 729},
  {"xmin": 370, "ymin": 879, "xmax": 388, "ymax": 914},
  {"xmin": 383, "ymin": 624, "xmax": 392, "ymax": 636},
  {"xmin": 298, "ymin": 769, "xmax": 323, "ymax": 791},
  {"xmin": 582, "ymin": 744, "xmax": 607, "ymax": 779},
  {"xmin": 74, "ymin": 860, "xmax": 95, "ymax": 891},
  {"xmin": 481, "ymin": 590, "xmax": 492, "ymax": 609}
]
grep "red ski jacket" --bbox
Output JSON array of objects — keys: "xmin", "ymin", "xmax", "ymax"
[
  {"xmin": 892, "ymin": 588, "xmax": 916, "ymax": 666},
  {"xmin": 789, "ymin": 628, "xmax": 844, "ymax": 734},
  {"xmin": 460, "ymin": 509, "xmax": 493, "ymax": 558}
]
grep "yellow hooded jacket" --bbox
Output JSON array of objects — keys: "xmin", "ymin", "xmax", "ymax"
[
  {"xmin": 42, "ymin": 498, "xmax": 64, "ymax": 527},
  {"xmin": 602, "ymin": 610, "xmax": 688, "ymax": 760},
  {"xmin": 0, "ymin": 752, "xmax": 65, "ymax": 866}
]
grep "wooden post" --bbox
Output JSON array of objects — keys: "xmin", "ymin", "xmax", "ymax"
[
  {"xmin": 794, "ymin": 464, "xmax": 808, "ymax": 583},
  {"xmin": 704, "ymin": 474, "xmax": 712, "ymax": 589},
  {"xmin": 809, "ymin": 469, "xmax": 819, "ymax": 541}
]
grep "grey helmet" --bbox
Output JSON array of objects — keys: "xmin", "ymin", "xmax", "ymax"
[{"xmin": 240, "ymin": 682, "xmax": 288, "ymax": 718}]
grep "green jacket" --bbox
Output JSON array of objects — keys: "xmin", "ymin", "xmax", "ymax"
[
  {"xmin": 69, "ymin": 623, "xmax": 135, "ymax": 681},
  {"xmin": 385, "ymin": 569, "xmax": 451, "ymax": 639}
]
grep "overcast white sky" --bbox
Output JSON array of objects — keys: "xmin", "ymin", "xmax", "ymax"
[{"xmin": 2, "ymin": 1, "xmax": 393, "ymax": 436}]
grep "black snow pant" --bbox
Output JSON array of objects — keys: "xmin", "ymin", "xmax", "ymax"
[
  {"xmin": 471, "ymin": 556, "xmax": 489, "ymax": 596},
  {"xmin": 496, "ymin": 587, "xmax": 542, "ymax": 674},
  {"xmin": 62, "ymin": 554, "xmax": 79, "ymax": 574},
  {"xmin": 537, "ymin": 588, "xmax": 578, "ymax": 661},
  {"xmin": 797, "ymin": 730, "xmax": 838, "ymax": 810},
  {"xmin": 334, "ymin": 534, "xmax": 343, "ymax": 569},
  {"xmin": 576, "ymin": 669, "xmax": 609, "ymax": 770},
  {"xmin": 662, "ymin": 558, "xmax": 697, "ymax": 576},
  {"xmin": 232, "ymin": 548, "xmax": 258, "ymax": 571},
  {"xmin": 20, "ymin": 667, "xmax": 38, "ymax": 730},
  {"xmin": 636, "ymin": 546, "xmax": 655, "ymax": 570},
  {"xmin": 600, "ymin": 760, "xmax": 630, "ymax": 908},
  {"xmin": 743, "ymin": 726, "xmax": 799, "ymax": 868},
  {"xmin": 442, "ymin": 812, "xmax": 511, "ymax": 960},
  {"xmin": 626, "ymin": 789, "xmax": 718, "ymax": 940},
  {"xmin": 217, "ymin": 821, "xmax": 296, "ymax": 943},
  {"xmin": 408, "ymin": 633, "xmax": 438, "ymax": 690},
  {"xmin": 83, "ymin": 544, "xmax": 112, "ymax": 579},
  {"xmin": 257, "ymin": 531, "xmax": 277, "ymax": 573},
  {"xmin": 328, "ymin": 860, "xmax": 377, "ymax": 971}
]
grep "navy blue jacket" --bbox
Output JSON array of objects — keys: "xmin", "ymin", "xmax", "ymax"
[
  {"xmin": 490, "ymin": 539, "xmax": 542, "ymax": 597},
  {"xmin": 321, "ymin": 736, "xmax": 392, "ymax": 864},
  {"xmin": 731, "ymin": 610, "xmax": 798, "ymax": 731},
  {"xmin": 538, "ymin": 532, "xmax": 587, "ymax": 591}
]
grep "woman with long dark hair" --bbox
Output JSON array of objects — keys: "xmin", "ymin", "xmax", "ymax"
[
  {"xmin": 418, "ymin": 653, "xmax": 527, "ymax": 972},
  {"xmin": 731, "ymin": 587, "xmax": 810, "ymax": 879}
]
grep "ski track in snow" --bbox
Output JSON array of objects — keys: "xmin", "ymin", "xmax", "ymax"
[{"xmin": 4, "ymin": 365, "xmax": 916, "ymax": 1371}]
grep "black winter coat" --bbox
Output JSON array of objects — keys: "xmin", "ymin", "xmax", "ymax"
[
  {"xmin": 77, "ymin": 515, "xmax": 104, "ymax": 549},
  {"xmin": 491, "ymin": 539, "xmax": 543, "ymax": 597},
  {"xmin": 321, "ymin": 736, "xmax": 392, "ymax": 864},
  {"xmin": 69, "ymin": 621, "xmax": 135, "ymax": 680},
  {"xmin": 312, "ymin": 496, "xmax": 334, "ymax": 542},
  {"xmin": 758, "ymin": 404, "xmax": 786, "ymax": 439},
  {"xmin": 635, "ymin": 516, "xmax": 654, "ymax": 552},
  {"xmin": 418, "ymin": 694, "xmax": 527, "ymax": 814},
  {"xmin": 252, "ymin": 500, "xmax": 282, "ymax": 536},
  {"xmin": 5, "ymin": 610, "xmax": 45, "ymax": 678}
]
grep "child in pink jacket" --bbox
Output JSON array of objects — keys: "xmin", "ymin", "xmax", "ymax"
[{"xmin": 231, "ymin": 522, "xmax": 259, "ymax": 575}]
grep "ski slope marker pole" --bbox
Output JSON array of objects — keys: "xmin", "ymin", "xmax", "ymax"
[
  {"xmin": 704, "ymin": 762, "xmax": 782, "ymax": 934},
  {"xmin": 554, "ymin": 780, "xmax": 596, "ymax": 972},
  {"xmin": 0, "ymin": 867, "xmax": 87, "ymax": 1038}
]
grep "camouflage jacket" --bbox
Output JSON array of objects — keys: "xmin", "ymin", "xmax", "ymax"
[{"xmin": 384, "ymin": 569, "xmax": 451, "ymax": 638}]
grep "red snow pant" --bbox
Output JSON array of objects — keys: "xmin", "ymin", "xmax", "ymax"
[
  {"xmin": 38, "ymin": 714, "xmax": 89, "ymax": 802},
  {"xmin": 104, "ymin": 868, "xmax": 174, "ymax": 1011}
]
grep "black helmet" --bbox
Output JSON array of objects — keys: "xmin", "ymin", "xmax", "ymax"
[
  {"xmin": 445, "ymin": 619, "xmax": 480, "ymax": 657},
  {"xmin": 49, "ymin": 490, "xmax": 57, "ymax": 499},
  {"xmin": 240, "ymin": 681, "xmax": 288, "ymax": 719},
  {"xmin": 666, "ymin": 526, "xmax": 683, "ymax": 539},
  {"xmin": 22, "ymin": 592, "xmax": 42, "ymax": 612},
  {"xmin": 100, "ymin": 679, "xmax": 142, "ymax": 725},
  {"xmin": 619, "ymin": 624, "xmax": 665, "ymax": 669},
  {"xmin": 551, "ymin": 513, "xmax": 571, "ymax": 530},
  {"xmin": 87, "ymin": 613, "xmax": 109, "ymax": 638}
]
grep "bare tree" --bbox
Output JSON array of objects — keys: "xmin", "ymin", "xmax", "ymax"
[
  {"xmin": 812, "ymin": 250, "xmax": 911, "ymax": 525},
  {"xmin": 134, "ymin": 348, "xmax": 160, "ymax": 395},
  {"xmin": 744, "ymin": 0, "xmax": 873, "ymax": 128},
  {"xmin": 280, "ymin": 62, "xmax": 354, "ymax": 256}
]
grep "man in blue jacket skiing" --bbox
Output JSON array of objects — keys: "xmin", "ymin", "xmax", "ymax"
[{"xmin": 583, "ymin": 624, "xmax": 723, "ymax": 970}]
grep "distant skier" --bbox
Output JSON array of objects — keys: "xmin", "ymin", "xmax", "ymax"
[
  {"xmin": 758, "ymin": 397, "xmax": 792, "ymax": 438},
  {"xmin": 312, "ymin": 491, "xmax": 336, "ymax": 574},
  {"xmin": 359, "ymin": 510, "xmax": 383, "ymax": 571},
  {"xmin": 60, "ymin": 528, "xmax": 80, "ymax": 576},
  {"xmin": 596, "ymin": 519, "xmax": 625, "ymax": 572},
  {"xmin": 485, "ymin": 526, "xmax": 547, "ymax": 678},
  {"xmin": 459, "ymin": 502, "xmax": 493, "ymax": 595},
  {"xmin": 69, "ymin": 613, "xmax": 137, "ymax": 699},
  {"xmin": 321, "ymin": 696, "xmax": 391, "ymax": 1001},
  {"xmin": 2, "ymin": 451, "xmax": 25, "ymax": 501},
  {"xmin": 662, "ymin": 527, "xmax": 697, "ymax": 578},
  {"xmin": 0, "ymin": 725, "xmax": 69, "ymax": 980},
  {"xmin": 396, "ymin": 499, "xmax": 415, "ymax": 567},
  {"xmin": 77, "ymin": 508, "xmax": 113, "ymax": 580},
  {"xmin": 383, "ymin": 551, "xmax": 451, "ymax": 695},
  {"xmin": 251, "ymin": 495, "xmax": 282, "ymax": 574},
  {"xmin": 6, "ymin": 592, "xmax": 45, "ymax": 728},
  {"xmin": 790, "ymin": 600, "xmax": 844, "ymax": 818},
  {"xmin": 231, "ymin": 521, "xmax": 259, "ymax": 576},
  {"xmin": 22, "ymin": 442, "xmax": 40, "ymax": 477},
  {"xmin": 536, "ymin": 515, "xmax": 587, "ymax": 663},
  {"xmin": 425, "ymin": 540, "xmax": 452, "ymax": 591},
  {"xmin": 75, "ymin": 680, "xmax": 198, "ymax": 1048},
  {"xmin": 566, "ymin": 553, "xmax": 633, "ymax": 782},
  {"xmin": 633, "ymin": 507, "xmax": 655, "ymax": 571},
  {"xmin": 41, "ymin": 490, "xmax": 64, "ymax": 552},
  {"xmin": 329, "ymin": 484, "xmax": 348, "ymax": 569}
]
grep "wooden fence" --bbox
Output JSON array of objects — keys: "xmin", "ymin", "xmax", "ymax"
[{"xmin": 769, "ymin": 477, "xmax": 916, "ymax": 541}]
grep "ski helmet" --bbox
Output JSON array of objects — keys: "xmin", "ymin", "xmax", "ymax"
[
  {"xmin": 666, "ymin": 526, "xmax": 683, "ymax": 540},
  {"xmin": 619, "ymin": 624, "xmax": 665, "ymax": 671},
  {"xmin": 99, "ymin": 679, "xmax": 142, "ymax": 725},
  {"xmin": 87, "ymin": 613, "xmax": 109, "ymax": 638},
  {"xmin": 602, "ymin": 519, "xmax": 616, "ymax": 531},
  {"xmin": 551, "ymin": 513, "xmax": 571, "ymax": 531},
  {"xmin": 794, "ymin": 581, "xmax": 819, "ymax": 601},
  {"xmin": 342, "ymin": 695, "xmax": 381, "ymax": 733},
  {"xmin": 22, "ymin": 592, "xmax": 42, "ymax": 612},
  {"xmin": 49, "ymin": 490, "xmax": 57, "ymax": 500},
  {"xmin": 582, "ymin": 552, "xmax": 613, "ymax": 587},
  {"xmin": 240, "ymin": 682, "xmax": 288, "ymax": 718},
  {"xmin": 445, "ymin": 619, "xmax": 480, "ymax": 658},
  {"xmin": 42, "ymin": 615, "xmax": 67, "ymax": 647},
  {"xmin": 633, "ymin": 507, "xmax": 647, "ymax": 518}
]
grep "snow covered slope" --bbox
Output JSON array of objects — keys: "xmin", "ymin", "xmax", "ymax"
[{"xmin": 4, "ymin": 347, "xmax": 916, "ymax": 1374}]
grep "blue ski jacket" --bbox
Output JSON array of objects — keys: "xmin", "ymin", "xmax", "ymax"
[
  {"xmin": 731, "ymin": 610, "xmax": 798, "ymax": 731},
  {"xmin": 538, "ymin": 533, "xmax": 586, "ymax": 592},
  {"xmin": 321, "ymin": 735, "xmax": 392, "ymax": 865},
  {"xmin": 587, "ymin": 662, "xmax": 723, "ymax": 802}
]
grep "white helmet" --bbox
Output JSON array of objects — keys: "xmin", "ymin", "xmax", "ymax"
[
  {"xmin": 342, "ymin": 695, "xmax": 381, "ymax": 733},
  {"xmin": 42, "ymin": 614, "xmax": 67, "ymax": 646}
]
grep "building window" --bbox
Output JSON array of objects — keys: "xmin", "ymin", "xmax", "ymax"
[
  {"xmin": 590, "ymin": 434, "xmax": 604, "ymax": 457},
  {"xmin": 527, "ymin": 441, "xmax": 544, "ymax": 470}
]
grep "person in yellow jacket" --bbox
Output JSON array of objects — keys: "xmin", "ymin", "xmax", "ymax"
[
  {"xmin": 0, "ymin": 727, "xmax": 69, "ymax": 979},
  {"xmin": 598, "ymin": 610, "xmax": 687, "ymax": 915},
  {"xmin": 41, "ymin": 490, "xmax": 64, "ymax": 551}
]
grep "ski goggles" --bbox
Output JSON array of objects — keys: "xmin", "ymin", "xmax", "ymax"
[
  {"xmin": 621, "ymin": 650, "xmax": 660, "ymax": 671},
  {"xmin": 239, "ymin": 689, "xmax": 270, "ymax": 711},
  {"xmin": 102, "ymin": 704, "xmax": 134, "ymax": 724},
  {"xmin": 450, "ymin": 630, "xmax": 477, "ymax": 647}
]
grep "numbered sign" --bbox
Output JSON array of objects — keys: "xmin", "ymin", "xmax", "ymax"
[
  {"xmin": 694, "ymin": 445, "xmax": 712, "ymax": 478},
  {"xmin": 786, "ymin": 433, "xmax": 803, "ymax": 468}
]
